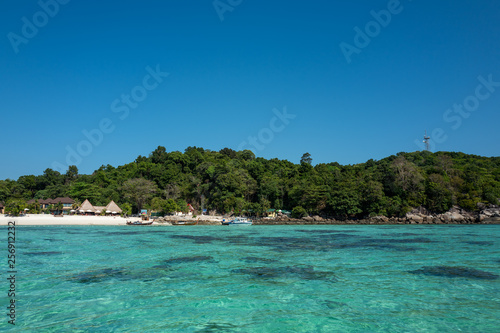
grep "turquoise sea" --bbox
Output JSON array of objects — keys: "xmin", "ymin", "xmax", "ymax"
[{"xmin": 2, "ymin": 224, "xmax": 500, "ymax": 332}]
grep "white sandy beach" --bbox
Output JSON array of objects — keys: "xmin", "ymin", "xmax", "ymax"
[{"xmin": 0, "ymin": 214, "xmax": 132, "ymax": 226}]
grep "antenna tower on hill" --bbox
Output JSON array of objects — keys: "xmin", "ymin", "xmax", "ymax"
[{"xmin": 423, "ymin": 131, "xmax": 430, "ymax": 151}]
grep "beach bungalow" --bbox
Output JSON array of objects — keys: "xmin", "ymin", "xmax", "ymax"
[
  {"xmin": 263, "ymin": 209, "xmax": 291, "ymax": 218},
  {"xmin": 52, "ymin": 197, "xmax": 75, "ymax": 214},
  {"xmin": 78, "ymin": 199, "xmax": 96, "ymax": 215},
  {"xmin": 27, "ymin": 197, "xmax": 75, "ymax": 214},
  {"xmin": 266, "ymin": 209, "xmax": 277, "ymax": 218},
  {"xmin": 27, "ymin": 198, "xmax": 53, "ymax": 210},
  {"xmin": 77, "ymin": 199, "xmax": 122, "ymax": 215},
  {"xmin": 0, "ymin": 202, "xmax": 4, "ymax": 214},
  {"xmin": 174, "ymin": 203, "xmax": 196, "ymax": 216},
  {"xmin": 54, "ymin": 197, "xmax": 75, "ymax": 210},
  {"xmin": 105, "ymin": 200, "xmax": 122, "ymax": 215},
  {"xmin": 46, "ymin": 197, "xmax": 75, "ymax": 215}
]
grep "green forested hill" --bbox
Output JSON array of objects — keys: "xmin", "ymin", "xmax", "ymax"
[{"xmin": 2, "ymin": 147, "xmax": 499, "ymax": 218}]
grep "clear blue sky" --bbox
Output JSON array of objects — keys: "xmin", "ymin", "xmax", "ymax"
[{"xmin": 1, "ymin": 0, "xmax": 499, "ymax": 179}]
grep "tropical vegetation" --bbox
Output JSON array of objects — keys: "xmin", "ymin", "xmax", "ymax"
[{"xmin": 1, "ymin": 147, "xmax": 499, "ymax": 218}]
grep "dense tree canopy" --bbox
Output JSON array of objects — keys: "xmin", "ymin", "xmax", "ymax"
[{"xmin": 1, "ymin": 147, "xmax": 499, "ymax": 218}]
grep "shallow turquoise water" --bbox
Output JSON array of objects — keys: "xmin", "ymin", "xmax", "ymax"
[{"xmin": 2, "ymin": 225, "xmax": 500, "ymax": 332}]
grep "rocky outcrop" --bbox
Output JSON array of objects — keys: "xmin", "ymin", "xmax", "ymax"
[
  {"xmin": 400, "ymin": 206, "xmax": 479, "ymax": 224},
  {"xmin": 154, "ymin": 217, "xmax": 172, "ymax": 225},
  {"xmin": 479, "ymin": 206, "xmax": 500, "ymax": 223},
  {"xmin": 154, "ymin": 216, "xmax": 220, "ymax": 225},
  {"xmin": 154, "ymin": 205, "xmax": 500, "ymax": 225},
  {"xmin": 405, "ymin": 213, "xmax": 424, "ymax": 224},
  {"xmin": 255, "ymin": 205, "xmax": 500, "ymax": 225},
  {"xmin": 275, "ymin": 214, "xmax": 290, "ymax": 222}
]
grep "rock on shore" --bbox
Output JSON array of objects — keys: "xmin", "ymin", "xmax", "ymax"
[{"xmin": 152, "ymin": 205, "xmax": 500, "ymax": 225}]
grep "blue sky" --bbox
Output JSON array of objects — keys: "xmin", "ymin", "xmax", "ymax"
[{"xmin": 1, "ymin": 0, "xmax": 499, "ymax": 179}]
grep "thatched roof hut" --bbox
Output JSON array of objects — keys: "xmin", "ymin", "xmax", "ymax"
[
  {"xmin": 106, "ymin": 200, "xmax": 122, "ymax": 214},
  {"xmin": 78, "ymin": 199, "xmax": 96, "ymax": 213}
]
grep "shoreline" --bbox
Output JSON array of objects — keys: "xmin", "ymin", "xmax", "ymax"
[
  {"xmin": 251, "ymin": 219, "xmax": 500, "ymax": 225},
  {"xmin": 0, "ymin": 214, "xmax": 129, "ymax": 226},
  {"xmin": 1, "ymin": 214, "xmax": 499, "ymax": 226}
]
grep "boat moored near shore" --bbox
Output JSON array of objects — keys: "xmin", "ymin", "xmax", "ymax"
[
  {"xmin": 171, "ymin": 220, "xmax": 198, "ymax": 225},
  {"xmin": 126, "ymin": 220, "xmax": 153, "ymax": 225}
]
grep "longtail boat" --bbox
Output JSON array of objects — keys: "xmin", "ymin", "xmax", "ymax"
[
  {"xmin": 171, "ymin": 220, "xmax": 198, "ymax": 225},
  {"xmin": 126, "ymin": 220, "xmax": 154, "ymax": 225}
]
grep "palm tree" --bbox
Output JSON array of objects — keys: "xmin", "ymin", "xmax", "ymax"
[
  {"xmin": 55, "ymin": 202, "xmax": 63, "ymax": 215},
  {"xmin": 72, "ymin": 200, "xmax": 81, "ymax": 214}
]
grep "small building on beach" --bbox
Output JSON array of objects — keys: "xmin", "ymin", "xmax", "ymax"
[
  {"xmin": 105, "ymin": 200, "xmax": 123, "ymax": 215},
  {"xmin": 53, "ymin": 197, "xmax": 75, "ymax": 211},
  {"xmin": 264, "ymin": 209, "xmax": 291, "ymax": 218},
  {"xmin": 266, "ymin": 209, "xmax": 277, "ymax": 218},
  {"xmin": 27, "ymin": 197, "xmax": 75, "ymax": 213},
  {"xmin": 78, "ymin": 199, "xmax": 96, "ymax": 215},
  {"xmin": 77, "ymin": 199, "xmax": 122, "ymax": 215},
  {"xmin": 0, "ymin": 202, "xmax": 4, "ymax": 214}
]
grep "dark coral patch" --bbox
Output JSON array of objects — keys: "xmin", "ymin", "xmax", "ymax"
[
  {"xmin": 316, "ymin": 233, "xmax": 362, "ymax": 239},
  {"xmin": 232, "ymin": 265, "xmax": 336, "ymax": 282},
  {"xmin": 195, "ymin": 322, "xmax": 239, "ymax": 332},
  {"xmin": 162, "ymin": 256, "xmax": 214, "ymax": 265},
  {"xmin": 370, "ymin": 237, "xmax": 434, "ymax": 244},
  {"xmin": 250, "ymin": 236, "xmax": 333, "ymax": 252},
  {"xmin": 246, "ymin": 235, "xmax": 418, "ymax": 252},
  {"xmin": 69, "ymin": 267, "xmax": 129, "ymax": 283},
  {"xmin": 323, "ymin": 300, "xmax": 349, "ymax": 309},
  {"xmin": 464, "ymin": 241, "xmax": 494, "ymax": 246},
  {"xmin": 381, "ymin": 233, "xmax": 420, "ymax": 237},
  {"xmin": 297, "ymin": 230, "xmax": 356, "ymax": 234},
  {"xmin": 408, "ymin": 266, "xmax": 499, "ymax": 280},
  {"xmin": 223, "ymin": 235, "xmax": 251, "ymax": 245},
  {"xmin": 241, "ymin": 256, "xmax": 278, "ymax": 264},
  {"xmin": 346, "ymin": 240, "xmax": 416, "ymax": 252},
  {"xmin": 151, "ymin": 264, "xmax": 175, "ymax": 270},
  {"xmin": 104, "ymin": 231, "xmax": 151, "ymax": 236},
  {"xmin": 170, "ymin": 235, "xmax": 223, "ymax": 244},
  {"xmin": 24, "ymin": 251, "xmax": 63, "ymax": 256}
]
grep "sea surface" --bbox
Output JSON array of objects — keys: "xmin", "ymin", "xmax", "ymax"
[{"xmin": 2, "ymin": 224, "xmax": 500, "ymax": 332}]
